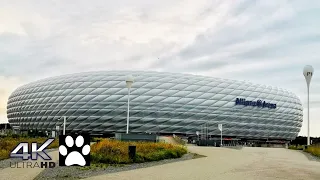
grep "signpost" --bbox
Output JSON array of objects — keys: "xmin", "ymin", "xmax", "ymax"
[
  {"xmin": 218, "ymin": 124, "xmax": 223, "ymax": 146},
  {"xmin": 12, "ymin": 126, "xmax": 20, "ymax": 134},
  {"xmin": 51, "ymin": 131, "xmax": 56, "ymax": 138}
]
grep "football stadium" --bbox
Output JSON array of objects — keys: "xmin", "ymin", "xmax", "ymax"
[{"xmin": 7, "ymin": 71, "xmax": 303, "ymax": 143}]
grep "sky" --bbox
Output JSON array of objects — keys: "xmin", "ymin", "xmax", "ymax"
[{"xmin": 0, "ymin": 0, "xmax": 319, "ymax": 137}]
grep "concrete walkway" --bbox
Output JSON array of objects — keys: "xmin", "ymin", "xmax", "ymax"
[
  {"xmin": 85, "ymin": 146, "xmax": 320, "ymax": 180},
  {"xmin": 0, "ymin": 149, "xmax": 59, "ymax": 180}
]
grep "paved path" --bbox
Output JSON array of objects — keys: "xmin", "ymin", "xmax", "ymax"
[
  {"xmin": 0, "ymin": 150, "xmax": 59, "ymax": 180},
  {"xmin": 85, "ymin": 146, "xmax": 320, "ymax": 180}
]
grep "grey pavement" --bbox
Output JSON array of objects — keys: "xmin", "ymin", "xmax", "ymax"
[{"xmin": 85, "ymin": 146, "xmax": 320, "ymax": 180}]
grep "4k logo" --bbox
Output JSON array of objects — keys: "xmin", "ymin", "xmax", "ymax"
[{"xmin": 10, "ymin": 139, "xmax": 54, "ymax": 160}]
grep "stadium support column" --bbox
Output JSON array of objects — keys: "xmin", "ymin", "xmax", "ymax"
[
  {"xmin": 303, "ymin": 65, "xmax": 314, "ymax": 146},
  {"xmin": 126, "ymin": 75, "xmax": 134, "ymax": 134}
]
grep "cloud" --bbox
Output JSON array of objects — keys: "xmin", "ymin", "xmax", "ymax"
[
  {"xmin": 0, "ymin": 76, "xmax": 25, "ymax": 123},
  {"xmin": 0, "ymin": 0, "xmax": 320, "ymax": 136}
]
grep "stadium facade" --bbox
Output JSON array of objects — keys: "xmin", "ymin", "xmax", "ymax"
[{"xmin": 7, "ymin": 71, "xmax": 303, "ymax": 140}]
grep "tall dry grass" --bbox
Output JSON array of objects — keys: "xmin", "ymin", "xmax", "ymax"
[
  {"xmin": 288, "ymin": 145, "xmax": 304, "ymax": 150},
  {"xmin": 90, "ymin": 139, "xmax": 187, "ymax": 164},
  {"xmin": 304, "ymin": 144, "xmax": 320, "ymax": 157}
]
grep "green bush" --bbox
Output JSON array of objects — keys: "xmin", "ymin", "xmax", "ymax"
[
  {"xmin": 289, "ymin": 145, "xmax": 304, "ymax": 150},
  {"xmin": 90, "ymin": 139, "xmax": 188, "ymax": 164},
  {"xmin": 134, "ymin": 153, "xmax": 145, "ymax": 163}
]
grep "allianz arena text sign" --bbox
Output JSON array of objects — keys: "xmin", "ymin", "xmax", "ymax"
[{"xmin": 235, "ymin": 98, "xmax": 276, "ymax": 109}]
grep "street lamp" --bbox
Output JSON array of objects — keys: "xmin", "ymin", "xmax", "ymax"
[
  {"xmin": 218, "ymin": 124, "xmax": 223, "ymax": 146},
  {"xmin": 59, "ymin": 116, "xmax": 67, "ymax": 135},
  {"xmin": 126, "ymin": 75, "xmax": 134, "ymax": 134},
  {"xmin": 303, "ymin": 65, "xmax": 314, "ymax": 146}
]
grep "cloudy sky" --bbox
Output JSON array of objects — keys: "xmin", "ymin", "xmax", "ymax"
[{"xmin": 0, "ymin": 0, "xmax": 319, "ymax": 137}]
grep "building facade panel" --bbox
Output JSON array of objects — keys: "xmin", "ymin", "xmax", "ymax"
[{"xmin": 7, "ymin": 71, "xmax": 303, "ymax": 139}]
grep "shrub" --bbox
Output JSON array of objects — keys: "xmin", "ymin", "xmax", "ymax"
[
  {"xmin": 288, "ymin": 145, "xmax": 304, "ymax": 150},
  {"xmin": 0, "ymin": 137, "xmax": 59, "ymax": 160},
  {"xmin": 91, "ymin": 137, "xmax": 105, "ymax": 142},
  {"xmin": 90, "ymin": 139, "xmax": 187, "ymax": 164},
  {"xmin": 304, "ymin": 145, "xmax": 320, "ymax": 157},
  {"xmin": 0, "ymin": 149, "xmax": 9, "ymax": 160}
]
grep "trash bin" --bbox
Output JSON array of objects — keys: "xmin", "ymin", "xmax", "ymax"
[{"xmin": 128, "ymin": 145, "xmax": 136, "ymax": 160}]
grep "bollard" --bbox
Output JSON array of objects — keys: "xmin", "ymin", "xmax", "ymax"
[{"xmin": 128, "ymin": 145, "xmax": 136, "ymax": 160}]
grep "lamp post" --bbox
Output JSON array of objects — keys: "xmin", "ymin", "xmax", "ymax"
[
  {"xmin": 63, "ymin": 116, "xmax": 66, "ymax": 135},
  {"xmin": 303, "ymin": 65, "xmax": 314, "ymax": 146},
  {"xmin": 218, "ymin": 124, "xmax": 223, "ymax": 146},
  {"xmin": 196, "ymin": 131, "xmax": 199, "ymax": 142},
  {"xmin": 59, "ymin": 116, "xmax": 66, "ymax": 135},
  {"xmin": 126, "ymin": 75, "xmax": 134, "ymax": 134}
]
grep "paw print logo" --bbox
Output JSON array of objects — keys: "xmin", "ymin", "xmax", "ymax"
[{"xmin": 59, "ymin": 135, "xmax": 90, "ymax": 166}]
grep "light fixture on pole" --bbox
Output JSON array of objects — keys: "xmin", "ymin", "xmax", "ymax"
[
  {"xmin": 303, "ymin": 65, "xmax": 314, "ymax": 146},
  {"xmin": 218, "ymin": 124, "xmax": 223, "ymax": 146},
  {"xmin": 126, "ymin": 75, "xmax": 134, "ymax": 134}
]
